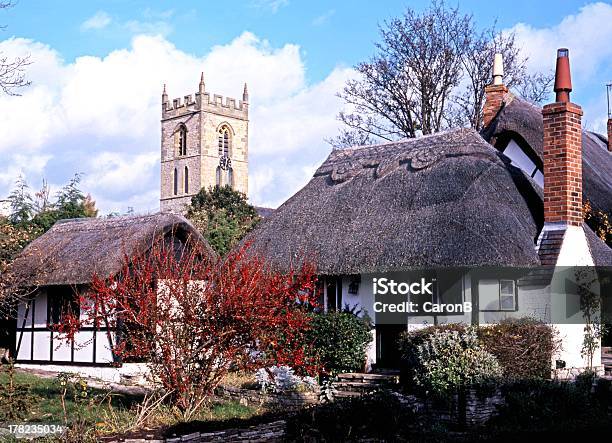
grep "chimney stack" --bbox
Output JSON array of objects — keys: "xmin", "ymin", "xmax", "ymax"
[
  {"xmin": 607, "ymin": 83, "xmax": 612, "ymax": 152},
  {"xmin": 483, "ymin": 53, "xmax": 508, "ymax": 128},
  {"xmin": 608, "ymin": 117, "xmax": 612, "ymax": 152},
  {"xmin": 541, "ymin": 48, "xmax": 583, "ymax": 227}
]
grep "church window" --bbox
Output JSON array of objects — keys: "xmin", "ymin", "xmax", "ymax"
[
  {"xmin": 226, "ymin": 167, "xmax": 234, "ymax": 188},
  {"xmin": 177, "ymin": 125, "xmax": 187, "ymax": 156},
  {"xmin": 216, "ymin": 166, "xmax": 221, "ymax": 187},
  {"xmin": 184, "ymin": 166, "xmax": 189, "ymax": 193},
  {"xmin": 218, "ymin": 125, "xmax": 231, "ymax": 157},
  {"xmin": 173, "ymin": 168, "xmax": 178, "ymax": 195}
]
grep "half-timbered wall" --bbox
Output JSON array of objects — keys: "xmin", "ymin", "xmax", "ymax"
[{"xmin": 15, "ymin": 286, "xmax": 115, "ymax": 366}]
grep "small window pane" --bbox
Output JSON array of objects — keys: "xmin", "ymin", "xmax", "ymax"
[
  {"xmin": 503, "ymin": 140, "xmax": 537, "ymax": 178},
  {"xmin": 479, "ymin": 280, "xmax": 500, "ymax": 310},
  {"xmin": 501, "ymin": 295, "xmax": 515, "ymax": 310},
  {"xmin": 533, "ymin": 170, "xmax": 544, "ymax": 187},
  {"xmin": 500, "ymin": 280, "xmax": 514, "ymax": 295}
]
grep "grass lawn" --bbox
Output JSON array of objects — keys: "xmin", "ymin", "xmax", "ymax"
[
  {"xmin": 0, "ymin": 370, "xmax": 142, "ymax": 425},
  {"xmin": 0, "ymin": 369, "xmax": 262, "ymax": 440}
]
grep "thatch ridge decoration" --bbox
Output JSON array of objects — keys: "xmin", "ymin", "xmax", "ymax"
[{"xmin": 245, "ymin": 128, "xmax": 549, "ymax": 275}]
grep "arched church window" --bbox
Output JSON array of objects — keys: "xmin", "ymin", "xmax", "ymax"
[
  {"xmin": 216, "ymin": 166, "xmax": 221, "ymax": 187},
  {"xmin": 226, "ymin": 168, "xmax": 234, "ymax": 188},
  {"xmin": 177, "ymin": 125, "xmax": 187, "ymax": 156},
  {"xmin": 184, "ymin": 166, "xmax": 189, "ymax": 193},
  {"xmin": 173, "ymin": 168, "xmax": 178, "ymax": 195},
  {"xmin": 218, "ymin": 125, "xmax": 231, "ymax": 157}
]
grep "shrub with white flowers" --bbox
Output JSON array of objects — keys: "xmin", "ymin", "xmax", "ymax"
[
  {"xmin": 256, "ymin": 366, "xmax": 319, "ymax": 393},
  {"xmin": 414, "ymin": 327, "xmax": 502, "ymax": 396}
]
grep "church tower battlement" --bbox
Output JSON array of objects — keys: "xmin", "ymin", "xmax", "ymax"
[{"xmin": 160, "ymin": 73, "xmax": 249, "ymax": 213}]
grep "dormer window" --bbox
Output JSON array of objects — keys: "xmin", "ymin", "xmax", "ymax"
[
  {"xmin": 177, "ymin": 125, "xmax": 187, "ymax": 156},
  {"xmin": 218, "ymin": 125, "xmax": 231, "ymax": 157},
  {"xmin": 502, "ymin": 139, "xmax": 544, "ymax": 187}
]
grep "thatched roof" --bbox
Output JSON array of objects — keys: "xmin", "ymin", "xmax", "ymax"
[
  {"xmin": 481, "ymin": 94, "xmax": 612, "ymax": 212},
  {"xmin": 8, "ymin": 213, "xmax": 212, "ymax": 286},
  {"xmin": 254, "ymin": 206, "xmax": 275, "ymax": 218},
  {"xmin": 246, "ymin": 128, "xmax": 546, "ymax": 275},
  {"xmin": 585, "ymin": 226, "xmax": 612, "ymax": 267}
]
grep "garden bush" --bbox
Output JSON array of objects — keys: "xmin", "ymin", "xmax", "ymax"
[
  {"xmin": 478, "ymin": 318, "xmax": 559, "ymax": 380},
  {"xmin": 400, "ymin": 326, "xmax": 502, "ymax": 396},
  {"xmin": 306, "ymin": 310, "xmax": 373, "ymax": 374},
  {"xmin": 398, "ymin": 319, "xmax": 559, "ymax": 386},
  {"xmin": 398, "ymin": 323, "xmax": 466, "ymax": 390}
]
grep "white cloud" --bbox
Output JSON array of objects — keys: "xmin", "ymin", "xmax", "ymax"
[
  {"xmin": 312, "ymin": 9, "xmax": 335, "ymax": 27},
  {"xmin": 509, "ymin": 3, "xmax": 612, "ymax": 79},
  {"xmin": 250, "ymin": 0, "xmax": 289, "ymax": 14},
  {"xmin": 506, "ymin": 2, "xmax": 612, "ymax": 134},
  {"xmin": 81, "ymin": 11, "xmax": 112, "ymax": 31},
  {"xmin": 0, "ymin": 32, "xmax": 350, "ymax": 214}
]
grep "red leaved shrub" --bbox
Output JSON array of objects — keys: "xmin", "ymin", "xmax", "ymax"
[{"xmin": 56, "ymin": 235, "xmax": 319, "ymax": 413}]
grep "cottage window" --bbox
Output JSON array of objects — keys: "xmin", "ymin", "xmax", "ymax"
[
  {"xmin": 184, "ymin": 166, "xmax": 189, "ymax": 193},
  {"xmin": 48, "ymin": 292, "xmax": 79, "ymax": 326},
  {"xmin": 478, "ymin": 279, "xmax": 516, "ymax": 311},
  {"xmin": 348, "ymin": 275, "xmax": 361, "ymax": 295},
  {"xmin": 326, "ymin": 278, "xmax": 342, "ymax": 312},
  {"xmin": 218, "ymin": 125, "xmax": 231, "ymax": 157},
  {"xmin": 502, "ymin": 139, "xmax": 543, "ymax": 187},
  {"xmin": 177, "ymin": 125, "xmax": 187, "ymax": 156}
]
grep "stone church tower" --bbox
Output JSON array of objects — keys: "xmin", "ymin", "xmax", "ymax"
[{"xmin": 160, "ymin": 73, "xmax": 249, "ymax": 213}]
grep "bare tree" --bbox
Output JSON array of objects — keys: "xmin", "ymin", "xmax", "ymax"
[
  {"xmin": 450, "ymin": 27, "xmax": 525, "ymax": 130},
  {"xmin": 450, "ymin": 25, "xmax": 553, "ymax": 130},
  {"xmin": 0, "ymin": 1, "xmax": 30, "ymax": 95},
  {"xmin": 329, "ymin": 1, "xmax": 470, "ymax": 148},
  {"xmin": 330, "ymin": 1, "xmax": 553, "ymax": 148},
  {"xmin": 516, "ymin": 71, "xmax": 554, "ymax": 105}
]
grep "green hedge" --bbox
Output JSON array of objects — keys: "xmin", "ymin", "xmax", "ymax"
[
  {"xmin": 398, "ymin": 319, "xmax": 559, "ymax": 391},
  {"xmin": 478, "ymin": 318, "xmax": 560, "ymax": 380},
  {"xmin": 306, "ymin": 311, "xmax": 372, "ymax": 374}
]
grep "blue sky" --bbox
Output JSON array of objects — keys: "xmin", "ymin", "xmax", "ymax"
[
  {"xmin": 4, "ymin": 0, "xmax": 601, "ymax": 83},
  {"xmin": 0, "ymin": 1, "xmax": 611, "ymax": 214}
]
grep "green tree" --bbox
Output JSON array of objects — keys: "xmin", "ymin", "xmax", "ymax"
[
  {"xmin": 30, "ymin": 174, "xmax": 98, "ymax": 232},
  {"xmin": 6, "ymin": 175, "xmax": 34, "ymax": 225},
  {"xmin": 3, "ymin": 174, "xmax": 98, "ymax": 262},
  {"xmin": 187, "ymin": 185, "xmax": 260, "ymax": 255}
]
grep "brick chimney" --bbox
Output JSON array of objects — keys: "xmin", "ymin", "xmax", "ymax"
[
  {"xmin": 541, "ymin": 48, "xmax": 583, "ymax": 227},
  {"xmin": 483, "ymin": 53, "xmax": 508, "ymax": 128},
  {"xmin": 537, "ymin": 48, "xmax": 594, "ymax": 268},
  {"xmin": 608, "ymin": 117, "xmax": 612, "ymax": 152}
]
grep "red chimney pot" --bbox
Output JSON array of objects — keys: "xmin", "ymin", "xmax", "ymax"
[{"xmin": 554, "ymin": 48, "xmax": 572, "ymax": 103}]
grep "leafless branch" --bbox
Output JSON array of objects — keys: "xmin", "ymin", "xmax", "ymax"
[{"xmin": 0, "ymin": 0, "xmax": 31, "ymax": 95}]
